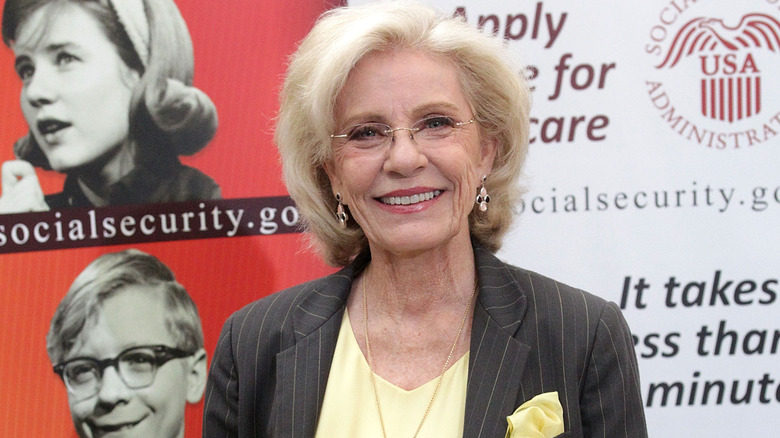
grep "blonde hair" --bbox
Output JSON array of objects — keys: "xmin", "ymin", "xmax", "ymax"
[{"xmin": 276, "ymin": 0, "xmax": 530, "ymax": 266}]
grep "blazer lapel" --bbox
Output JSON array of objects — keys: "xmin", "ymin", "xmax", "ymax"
[
  {"xmin": 272, "ymin": 253, "xmax": 368, "ymax": 437},
  {"xmin": 463, "ymin": 246, "xmax": 531, "ymax": 438}
]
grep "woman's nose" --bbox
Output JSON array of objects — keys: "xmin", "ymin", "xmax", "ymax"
[
  {"xmin": 382, "ymin": 132, "xmax": 428, "ymax": 176},
  {"xmin": 24, "ymin": 68, "xmax": 57, "ymax": 108},
  {"xmin": 95, "ymin": 367, "xmax": 132, "ymax": 405}
]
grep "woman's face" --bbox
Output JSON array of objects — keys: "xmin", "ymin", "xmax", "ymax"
[
  {"xmin": 12, "ymin": 3, "xmax": 139, "ymax": 173},
  {"xmin": 326, "ymin": 49, "xmax": 496, "ymax": 256}
]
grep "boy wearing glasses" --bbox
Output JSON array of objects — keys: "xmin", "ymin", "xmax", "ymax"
[{"xmin": 46, "ymin": 249, "xmax": 207, "ymax": 438}]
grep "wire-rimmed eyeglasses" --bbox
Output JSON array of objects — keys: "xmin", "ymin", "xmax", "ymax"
[
  {"xmin": 330, "ymin": 115, "xmax": 475, "ymax": 149},
  {"xmin": 53, "ymin": 344, "xmax": 193, "ymax": 399}
]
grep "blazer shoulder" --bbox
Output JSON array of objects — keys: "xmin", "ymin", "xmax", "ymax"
[
  {"xmin": 491, "ymin": 259, "xmax": 626, "ymax": 336},
  {"xmin": 474, "ymin": 247, "xmax": 619, "ymax": 333},
  {"xmin": 230, "ymin": 273, "xmax": 341, "ymax": 324},
  {"xmin": 224, "ymin": 269, "xmax": 352, "ymax": 350},
  {"xmin": 505, "ymin": 261, "xmax": 613, "ymax": 309}
]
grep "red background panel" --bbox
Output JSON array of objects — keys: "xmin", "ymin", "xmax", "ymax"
[{"xmin": 0, "ymin": 0, "xmax": 343, "ymax": 436}]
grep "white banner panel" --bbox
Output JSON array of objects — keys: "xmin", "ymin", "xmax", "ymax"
[{"xmin": 349, "ymin": 0, "xmax": 779, "ymax": 435}]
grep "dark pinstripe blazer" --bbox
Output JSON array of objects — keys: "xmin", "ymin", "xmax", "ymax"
[{"xmin": 203, "ymin": 245, "xmax": 647, "ymax": 437}]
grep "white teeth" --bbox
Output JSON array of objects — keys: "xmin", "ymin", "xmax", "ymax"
[{"xmin": 380, "ymin": 190, "xmax": 441, "ymax": 205}]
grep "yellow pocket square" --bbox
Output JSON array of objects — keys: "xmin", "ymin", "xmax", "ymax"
[{"xmin": 505, "ymin": 391, "xmax": 564, "ymax": 438}]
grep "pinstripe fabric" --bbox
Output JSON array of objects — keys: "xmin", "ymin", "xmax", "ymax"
[{"xmin": 203, "ymin": 246, "xmax": 647, "ymax": 437}]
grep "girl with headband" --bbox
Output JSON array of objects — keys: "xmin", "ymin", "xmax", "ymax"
[{"xmin": 0, "ymin": 0, "xmax": 220, "ymax": 213}]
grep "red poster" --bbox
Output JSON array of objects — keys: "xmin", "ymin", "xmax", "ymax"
[{"xmin": 0, "ymin": 1, "xmax": 342, "ymax": 436}]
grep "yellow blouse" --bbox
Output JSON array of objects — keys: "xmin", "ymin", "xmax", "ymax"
[{"xmin": 315, "ymin": 310, "xmax": 469, "ymax": 438}]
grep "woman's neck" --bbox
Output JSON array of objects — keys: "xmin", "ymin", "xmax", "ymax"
[
  {"xmin": 75, "ymin": 142, "xmax": 136, "ymax": 206},
  {"xmin": 348, "ymin": 232, "xmax": 479, "ymax": 389},
  {"xmin": 361, "ymin": 233, "xmax": 477, "ymax": 318}
]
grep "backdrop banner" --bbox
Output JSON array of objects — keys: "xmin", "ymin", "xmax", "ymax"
[
  {"xmin": 1, "ymin": 0, "xmax": 777, "ymax": 437},
  {"xmin": 354, "ymin": 0, "xmax": 780, "ymax": 435}
]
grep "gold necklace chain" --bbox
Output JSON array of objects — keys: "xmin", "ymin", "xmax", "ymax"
[{"xmin": 362, "ymin": 276, "xmax": 477, "ymax": 438}]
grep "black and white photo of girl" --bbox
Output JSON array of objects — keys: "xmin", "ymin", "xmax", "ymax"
[{"xmin": 0, "ymin": 0, "xmax": 220, "ymax": 213}]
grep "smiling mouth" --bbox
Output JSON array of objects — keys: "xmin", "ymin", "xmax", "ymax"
[
  {"xmin": 88, "ymin": 417, "xmax": 145, "ymax": 435},
  {"xmin": 379, "ymin": 190, "xmax": 441, "ymax": 206},
  {"xmin": 37, "ymin": 119, "xmax": 71, "ymax": 137}
]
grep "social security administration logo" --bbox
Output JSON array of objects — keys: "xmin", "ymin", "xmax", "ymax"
[{"xmin": 645, "ymin": 2, "xmax": 780, "ymax": 149}]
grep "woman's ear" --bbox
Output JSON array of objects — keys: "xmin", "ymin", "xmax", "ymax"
[
  {"xmin": 322, "ymin": 161, "xmax": 342, "ymax": 200},
  {"xmin": 479, "ymin": 135, "xmax": 499, "ymax": 175},
  {"xmin": 120, "ymin": 63, "xmax": 142, "ymax": 90},
  {"xmin": 185, "ymin": 348, "xmax": 208, "ymax": 403}
]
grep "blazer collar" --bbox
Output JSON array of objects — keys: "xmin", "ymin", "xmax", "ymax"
[
  {"xmin": 271, "ymin": 251, "xmax": 369, "ymax": 436},
  {"xmin": 463, "ymin": 245, "xmax": 531, "ymax": 437},
  {"xmin": 472, "ymin": 244, "xmax": 528, "ymax": 336},
  {"xmin": 288, "ymin": 244, "xmax": 529, "ymax": 337},
  {"xmin": 285, "ymin": 244, "xmax": 530, "ymax": 341},
  {"xmin": 290, "ymin": 251, "xmax": 367, "ymax": 340}
]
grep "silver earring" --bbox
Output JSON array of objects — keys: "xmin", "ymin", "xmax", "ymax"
[
  {"xmin": 475, "ymin": 175, "xmax": 490, "ymax": 212},
  {"xmin": 335, "ymin": 193, "xmax": 348, "ymax": 229}
]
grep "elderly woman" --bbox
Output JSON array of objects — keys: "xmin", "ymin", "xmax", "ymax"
[
  {"xmin": 0, "ymin": 0, "xmax": 219, "ymax": 213},
  {"xmin": 48, "ymin": 249, "xmax": 207, "ymax": 438},
  {"xmin": 204, "ymin": 2, "xmax": 647, "ymax": 437}
]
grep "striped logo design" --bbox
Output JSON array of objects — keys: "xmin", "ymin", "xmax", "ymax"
[
  {"xmin": 658, "ymin": 14, "xmax": 780, "ymax": 123},
  {"xmin": 700, "ymin": 66, "xmax": 760, "ymax": 122}
]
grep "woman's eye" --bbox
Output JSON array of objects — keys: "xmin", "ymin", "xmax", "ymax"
[
  {"xmin": 421, "ymin": 116, "xmax": 454, "ymax": 130},
  {"xmin": 15, "ymin": 63, "xmax": 33, "ymax": 81},
  {"xmin": 348, "ymin": 124, "xmax": 386, "ymax": 141},
  {"xmin": 55, "ymin": 52, "xmax": 78, "ymax": 66}
]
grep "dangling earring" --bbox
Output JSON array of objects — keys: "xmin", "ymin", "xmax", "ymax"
[
  {"xmin": 475, "ymin": 175, "xmax": 490, "ymax": 212},
  {"xmin": 335, "ymin": 193, "xmax": 349, "ymax": 229}
]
